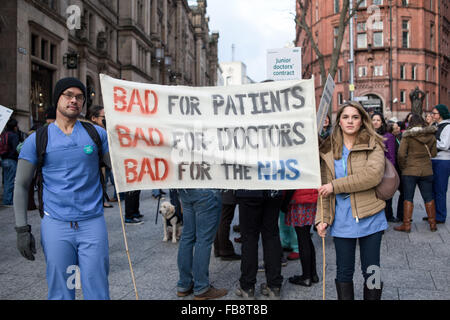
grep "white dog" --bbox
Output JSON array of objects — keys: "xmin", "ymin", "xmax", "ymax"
[{"xmin": 159, "ymin": 201, "xmax": 182, "ymax": 243}]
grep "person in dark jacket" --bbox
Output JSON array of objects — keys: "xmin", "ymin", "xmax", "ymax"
[
  {"xmin": 1, "ymin": 118, "xmax": 20, "ymax": 206},
  {"xmin": 371, "ymin": 112, "xmax": 398, "ymax": 222},
  {"xmin": 429, "ymin": 104, "xmax": 450, "ymax": 224},
  {"xmin": 394, "ymin": 114, "xmax": 437, "ymax": 232},
  {"xmin": 214, "ymin": 190, "xmax": 241, "ymax": 260},
  {"xmin": 234, "ymin": 189, "xmax": 283, "ymax": 299}
]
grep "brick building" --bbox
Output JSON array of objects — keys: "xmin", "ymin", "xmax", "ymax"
[
  {"xmin": 296, "ymin": 0, "xmax": 449, "ymax": 120},
  {"xmin": 0, "ymin": 0, "xmax": 219, "ymax": 131}
]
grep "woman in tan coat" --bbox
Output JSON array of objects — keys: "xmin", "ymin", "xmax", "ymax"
[
  {"xmin": 394, "ymin": 114, "xmax": 437, "ymax": 232},
  {"xmin": 316, "ymin": 101, "xmax": 388, "ymax": 300}
]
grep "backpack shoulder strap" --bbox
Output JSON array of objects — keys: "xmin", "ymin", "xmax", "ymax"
[
  {"xmin": 35, "ymin": 125, "xmax": 49, "ymax": 218},
  {"xmin": 80, "ymin": 121, "xmax": 102, "ymax": 157},
  {"xmin": 80, "ymin": 121, "xmax": 108, "ymax": 200}
]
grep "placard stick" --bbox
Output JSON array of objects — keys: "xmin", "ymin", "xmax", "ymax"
[
  {"xmin": 320, "ymin": 195, "xmax": 325, "ymax": 300},
  {"xmin": 117, "ymin": 197, "xmax": 139, "ymax": 300}
]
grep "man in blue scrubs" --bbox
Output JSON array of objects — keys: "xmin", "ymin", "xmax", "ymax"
[{"xmin": 13, "ymin": 77, "xmax": 111, "ymax": 300}]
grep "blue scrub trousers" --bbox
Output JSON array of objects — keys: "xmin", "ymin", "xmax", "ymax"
[{"xmin": 41, "ymin": 214, "xmax": 110, "ymax": 300}]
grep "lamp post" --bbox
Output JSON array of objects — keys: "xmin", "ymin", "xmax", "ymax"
[
  {"xmin": 155, "ymin": 47, "xmax": 164, "ymax": 84},
  {"xmin": 348, "ymin": 0, "xmax": 355, "ymax": 101},
  {"xmin": 165, "ymin": 55, "xmax": 172, "ymax": 85}
]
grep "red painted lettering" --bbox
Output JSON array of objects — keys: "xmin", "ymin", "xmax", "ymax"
[
  {"xmin": 145, "ymin": 90, "xmax": 158, "ymax": 114},
  {"xmin": 115, "ymin": 125, "xmax": 164, "ymax": 148},
  {"xmin": 116, "ymin": 125, "xmax": 133, "ymax": 147},
  {"xmin": 124, "ymin": 157, "xmax": 169, "ymax": 184},
  {"xmin": 124, "ymin": 159, "xmax": 139, "ymax": 183},
  {"xmin": 114, "ymin": 86, "xmax": 128, "ymax": 111}
]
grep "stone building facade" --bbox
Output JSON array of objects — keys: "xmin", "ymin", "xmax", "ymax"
[
  {"xmin": 0, "ymin": 0, "xmax": 219, "ymax": 131},
  {"xmin": 296, "ymin": 0, "xmax": 449, "ymax": 120}
]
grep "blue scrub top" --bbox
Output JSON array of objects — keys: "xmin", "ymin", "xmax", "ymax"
[
  {"xmin": 19, "ymin": 121, "xmax": 109, "ymax": 222},
  {"xmin": 330, "ymin": 145, "xmax": 388, "ymax": 238}
]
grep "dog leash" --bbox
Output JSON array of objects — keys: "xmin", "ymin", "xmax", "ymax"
[{"xmin": 155, "ymin": 195, "xmax": 161, "ymax": 225}]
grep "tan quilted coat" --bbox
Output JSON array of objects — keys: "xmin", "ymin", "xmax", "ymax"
[{"xmin": 315, "ymin": 129, "xmax": 386, "ymax": 226}]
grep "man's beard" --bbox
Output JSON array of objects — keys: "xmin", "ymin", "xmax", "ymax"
[{"xmin": 58, "ymin": 104, "xmax": 81, "ymax": 119}]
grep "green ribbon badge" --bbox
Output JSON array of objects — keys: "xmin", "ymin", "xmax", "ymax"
[{"xmin": 84, "ymin": 145, "xmax": 94, "ymax": 155}]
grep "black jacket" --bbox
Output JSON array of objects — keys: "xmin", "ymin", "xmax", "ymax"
[{"xmin": 1, "ymin": 131, "xmax": 19, "ymax": 161}]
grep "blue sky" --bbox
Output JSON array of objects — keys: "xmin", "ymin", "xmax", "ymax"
[{"xmin": 204, "ymin": 0, "xmax": 297, "ymax": 82}]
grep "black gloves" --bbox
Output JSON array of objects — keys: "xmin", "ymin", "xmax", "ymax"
[{"xmin": 15, "ymin": 225, "xmax": 36, "ymax": 261}]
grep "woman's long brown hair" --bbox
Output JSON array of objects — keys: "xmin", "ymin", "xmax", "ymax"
[{"xmin": 330, "ymin": 101, "xmax": 385, "ymax": 160}]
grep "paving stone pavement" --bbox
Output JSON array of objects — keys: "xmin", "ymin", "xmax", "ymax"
[{"xmin": 0, "ymin": 185, "xmax": 449, "ymax": 300}]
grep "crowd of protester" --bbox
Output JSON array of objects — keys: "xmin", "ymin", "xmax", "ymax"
[{"xmin": 5, "ymin": 76, "xmax": 449, "ymax": 300}]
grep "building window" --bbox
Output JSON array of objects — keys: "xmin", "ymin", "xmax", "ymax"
[
  {"xmin": 357, "ymin": 22, "xmax": 367, "ymax": 49},
  {"xmin": 430, "ymin": 23, "xmax": 434, "ymax": 51},
  {"xmin": 402, "ymin": 20, "xmax": 409, "ymax": 48},
  {"xmin": 400, "ymin": 90, "xmax": 406, "ymax": 103},
  {"xmin": 358, "ymin": 66, "xmax": 367, "ymax": 77},
  {"xmin": 334, "ymin": 0, "xmax": 340, "ymax": 14},
  {"xmin": 357, "ymin": 22, "xmax": 366, "ymax": 32},
  {"xmin": 373, "ymin": 31, "xmax": 383, "ymax": 47},
  {"xmin": 337, "ymin": 68, "xmax": 343, "ymax": 83},
  {"xmin": 40, "ymin": 0, "xmax": 57, "ymax": 10},
  {"xmin": 400, "ymin": 65, "xmax": 406, "ymax": 79},
  {"xmin": 315, "ymin": 3, "xmax": 319, "ymax": 22},
  {"xmin": 357, "ymin": 33, "xmax": 367, "ymax": 49},
  {"xmin": 374, "ymin": 65, "xmax": 383, "ymax": 76},
  {"xmin": 402, "ymin": 0, "xmax": 408, "ymax": 6},
  {"xmin": 31, "ymin": 34, "xmax": 38, "ymax": 56},
  {"xmin": 338, "ymin": 92, "xmax": 343, "ymax": 105},
  {"xmin": 360, "ymin": 0, "xmax": 367, "ymax": 7},
  {"xmin": 411, "ymin": 65, "xmax": 417, "ymax": 80},
  {"xmin": 333, "ymin": 27, "xmax": 339, "ymax": 48},
  {"xmin": 426, "ymin": 65, "xmax": 430, "ymax": 81},
  {"xmin": 137, "ymin": 0, "xmax": 144, "ymax": 28},
  {"xmin": 373, "ymin": 0, "xmax": 383, "ymax": 5}
]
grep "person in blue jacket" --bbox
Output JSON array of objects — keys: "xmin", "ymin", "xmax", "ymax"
[{"xmin": 13, "ymin": 77, "xmax": 111, "ymax": 300}]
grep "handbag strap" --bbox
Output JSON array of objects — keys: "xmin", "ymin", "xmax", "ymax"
[
  {"xmin": 424, "ymin": 144, "xmax": 432, "ymax": 158},
  {"xmin": 412, "ymin": 137, "xmax": 432, "ymax": 158}
]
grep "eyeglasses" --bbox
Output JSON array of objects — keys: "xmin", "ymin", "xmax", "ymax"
[
  {"xmin": 432, "ymin": 112, "xmax": 440, "ymax": 115},
  {"xmin": 62, "ymin": 92, "xmax": 85, "ymax": 103}
]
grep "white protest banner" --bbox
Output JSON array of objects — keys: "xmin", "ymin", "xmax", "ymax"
[
  {"xmin": 316, "ymin": 74, "xmax": 335, "ymax": 134},
  {"xmin": 266, "ymin": 47, "xmax": 302, "ymax": 81},
  {"xmin": 100, "ymin": 74, "xmax": 320, "ymax": 192},
  {"xmin": 0, "ymin": 105, "xmax": 14, "ymax": 133}
]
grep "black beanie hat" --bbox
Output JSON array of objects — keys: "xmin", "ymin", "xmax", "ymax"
[
  {"xmin": 434, "ymin": 104, "xmax": 450, "ymax": 120},
  {"xmin": 53, "ymin": 77, "xmax": 86, "ymax": 108}
]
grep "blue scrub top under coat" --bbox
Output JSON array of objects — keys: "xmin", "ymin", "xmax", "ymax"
[
  {"xmin": 330, "ymin": 145, "xmax": 388, "ymax": 238},
  {"xmin": 19, "ymin": 121, "xmax": 109, "ymax": 222}
]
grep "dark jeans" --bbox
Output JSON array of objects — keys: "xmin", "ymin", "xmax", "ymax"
[
  {"xmin": 333, "ymin": 231, "xmax": 383, "ymax": 283},
  {"xmin": 294, "ymin": 225, "xmax": 317, "ymax": 279},
  {"xmin": 432, "ymin": 159, "xmax": 449, "ymax": 222},
  {"xmin": 124, "ymin": 190, "xmax": 141, "ymax": 219},
  {"xmin": 214, "ymin": 203, "xmax": 237, "ymax": 256},
  {"xmin": 385, "ymin": 198, "xmax": 394, "ymax": 220},
  {"xmin": 402, "ymin": 175, "xmax": 433, "ymax": 203},
  {"xmin": 169, "ymin": 189, "xmax": 182, "ymax": 222},
  {"xmin": 238, "ymin": 197, "xmax": 283, "ymax": 291},
  {"xmin": 177, "ymin": 189, "xmax": 221, "ymax": 295}
]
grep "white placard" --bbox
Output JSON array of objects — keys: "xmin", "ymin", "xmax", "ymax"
[
  {"xmin": 0, "ymin": 105, "xmax": 14, "ymax": 133},
  {"xmin": 266, "ymin": 47, "xmax": 302, "ymax": 81},
  {"xmin": 100, "ymin": 75, "xmax": 321, "ymax": 192},
  {"xmin": 316, "ymin": 74, "xmax": 335, "ymax": 134}
]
